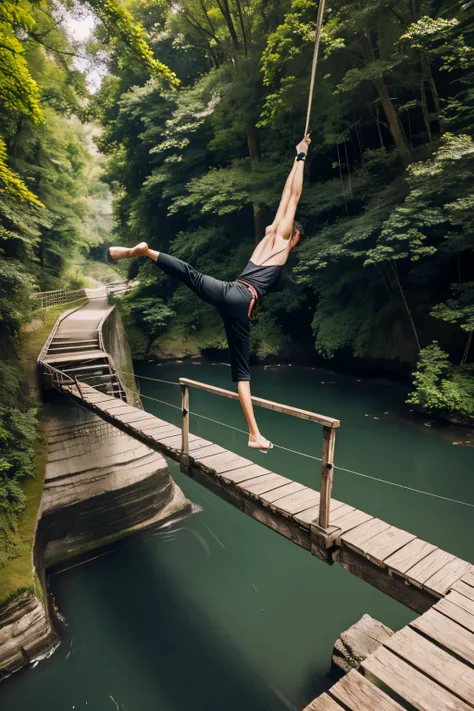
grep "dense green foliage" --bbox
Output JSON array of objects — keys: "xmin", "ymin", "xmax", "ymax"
[
  {"xmin": 90, "ymin": 0, "xmax": 474, "ymax": 419},
  {"xmin": 0, "ymin": 1, "xmax": 166, "ymax": 542}
]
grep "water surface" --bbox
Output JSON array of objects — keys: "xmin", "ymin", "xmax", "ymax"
[{"xmin": 1, "ymin": 362, "xmax": 473, "ymax": 711}]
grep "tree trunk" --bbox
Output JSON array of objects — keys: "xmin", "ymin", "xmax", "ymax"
[
  {"xmin": 461, "ymin": 331, "xmax": 472, "ymax": 365},
  {"xmin": 360, "ymin": 32, "xmax": 412, "ymax": 167},
  {"xmin": 373, "ymin": 77, "xmax": 412, "ymax": 166},
  {"xmin": 247, "ymin": 125, "xmax": 263, "ymax": 243}
]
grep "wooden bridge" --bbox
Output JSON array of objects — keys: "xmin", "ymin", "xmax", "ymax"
[{"xmin": 38, "ymin": 297, "xmax": 474, "ymax": 711}]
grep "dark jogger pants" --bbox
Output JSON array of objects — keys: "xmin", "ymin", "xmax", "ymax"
[{"xmin": 156, "ymin": 253, "xmax": 252, "ymax": 382}]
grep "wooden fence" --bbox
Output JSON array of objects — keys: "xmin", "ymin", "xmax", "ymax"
[
  {"xmin": 179, "ymin": 377, "xmax": 340, "ymax": 530},
  {"xmin": 34, "ymin": 288, "xmax": 86, "ymax": 309}
]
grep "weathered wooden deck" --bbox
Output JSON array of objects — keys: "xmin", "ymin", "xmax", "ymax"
[
  {"xmin": 307, "ymin": 572, "xmax": 474, "ymax": 710},
  {"xmin": 38, "ymin": 300, "xmax": 474, "ymax": 710}
]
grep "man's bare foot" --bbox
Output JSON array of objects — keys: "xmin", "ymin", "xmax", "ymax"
[
  {"xmin": 109, "ymin": 242, "xmax": 149, "ymax": 261},
  {"xmin": 248, "ymin": 434, "xmax": 273, "ymax": 452}
]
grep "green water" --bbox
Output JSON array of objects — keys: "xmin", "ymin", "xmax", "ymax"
[{"xmin": 1, "ymin": 363, "xmax": 473, "ymax": 711}]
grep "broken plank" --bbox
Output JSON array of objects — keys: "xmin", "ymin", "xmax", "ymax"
[
  {"xmin": 362, "ymin": 645, "xmax": 472, "ymax": 711},
  {"xmin": 384, "ymin": 626, "xmax": 474, "ymax": 705},
  {"xmin": 385, "ymin": 539, "xmax": 437, "ymax": 576},
  {"xmin": 405, "ymin": 549, "xmax": 456, "ymax": 587},
  {"xmin": 424, "ymin": 558, "xmax": 472, "ymax": 597},
  {"xmin": 330, "ymin": 669, "xmax": 405, "ymax": 711},
  {"xmin": 410, "ymin": 608, "xmax": 474, "ymax": 666},
  {"xmin": 363, "ymin": 526, "xmax": 416, "ymax": 567}
]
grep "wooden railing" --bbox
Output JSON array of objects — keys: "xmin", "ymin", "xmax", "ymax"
[
  {"xmin": 34, "ymin": 288, "xmax": 86, "ymax": 309},
  {"xmin": 42, "ymin": 363, "xmax": 84, "ymax": 398},
  {"xmin": 179, "ymin": 378, "xmax": 340, "ymax": 530}
]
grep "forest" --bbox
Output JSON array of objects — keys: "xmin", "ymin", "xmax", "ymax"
[{"xmin": 1, "ymin": 0, "xmax": 474, "ymax": 535}]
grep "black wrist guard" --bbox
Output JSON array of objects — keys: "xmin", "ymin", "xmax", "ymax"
[{"xmin": 296, "ymin": 152, "xmax": 307, "ymax": 162}]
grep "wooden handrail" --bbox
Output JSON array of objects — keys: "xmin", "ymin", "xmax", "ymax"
[
  {"xmin": 178, "ymin": 378, "xmax": 340, "ymax": 428},
  {"xmin": 178, "ymin": 377, "xmax": 339, "ymax": 531}
]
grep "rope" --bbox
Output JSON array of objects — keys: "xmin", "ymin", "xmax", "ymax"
[
  {"xmin": 304, "ymin": 0, "xmax": 327, "ymax": 136},
  {"xmin": 129, "ymin": 382, "xmax": 474, "ymax": 510},
  {"xmin": 116, "ymin": 368, "xmax": 180, "ymax": 388}
]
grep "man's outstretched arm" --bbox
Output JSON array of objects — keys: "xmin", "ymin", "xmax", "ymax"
[
  {"xmin": 277, "ymin": 135, "xmax": 310, "ymax": 240},
  {"xmin": 269, "ymin": 159, "xmax": 298, "ymax": 231}
]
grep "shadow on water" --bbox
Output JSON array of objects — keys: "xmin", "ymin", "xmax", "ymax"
[
  {"xmin": 60, "ymin": 534, "xmax": 305, "ymax": 711},
  {"xmin": 1, "ymin": 520, "xmax": 321, "ymax": 711}
]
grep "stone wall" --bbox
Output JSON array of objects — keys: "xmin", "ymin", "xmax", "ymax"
[
  {"xmin": 0, "ymin": 593, "xmax": 57, "ymax": 681},
  {"xmin": 0, "ymin": 303, "xmax": 191, "ymax": 682},
  {"xmin": 101, "ymin": 305, "xmax": 142, "ymax": 407}
]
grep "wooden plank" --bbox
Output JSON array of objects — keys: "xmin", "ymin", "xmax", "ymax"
[
  {"xmin": 363, "ymin": 526, "xmax": 416, "ymax": 567},
  {"xmin": 294, "ymin": 499, "xmax": 345, "ymax": 526},
  {"xmin": 191, "ymin": 444, "xmax": 226, "ymax": 459},
  {"xmin": 44, "ymin": 349, "xmax": 106, "ymax": 363},
  {"xmin": 330, "ymin": 669, "xmax": 405, "ymax": 711},
  {"xmin": 362, "ymin": 645, "xmax": 472, "ymax": 711},
  {"xmin": 461, "ymin": 569, "xmax": 474, "ymax": 588},
  {"xmin": 271, "ymin": 488, "xmax": 320, "ymax": 515},
  {"xmin": 384, "ymin": 626, "xmax": 474, "ymax": 706},
  {"xmin": 178, "ymin": 377, "xmax": 340, "ymax": 428},
  {"xmin": 200, "ymin": 453, "xmax": 253, "ymax": 475},
  {"xmin": 443, "ymin": 590, "xmax": 474, "ymax": 617},
  {"xmin": 425, "ymin": 558, "xmax": 472, "ymax": 596},
  {"xmin": 411, "ymin": 608, "xmax": 474, "ymax": 666},
  {"xmin": 259, "ymin": 481, "xmax": 305, "ymax": 504},
  {"xmin": 303, "ymin": 694, "xmax": 344, "ymax": 711},
  {"xmin": 329, "ymin": 503, "xmax": 356, "ymax": 522},
  {"xmin": 434, "ymin": 596, "xmax": 474, "ymax": 634},
  {"xmin": 135, "ymin": 423, "xmax": 179, "ymax": 436},
  {"xmin": 119, "ymin": 412, "xmax": 161, "ymax": 425},
  {"xmin": 237, "ymin": 473, "xmax": 291, "ymax": 496},
  {"xmin": 452, "ymin": 580, "xmax": 474, "ymax": 603},
  {"xmin": 219, "ymin": 464, "xmax": 270, "ymax": 484},
  {"xmin": 342, "ymin": 519, "xmax": 391, "ymax": 553},
  {"xmin": 406, "ymin": 549, "xmax": 456, "ymax": 587},
  {"xmin": 332, "ymin": 510, "xmax": 373, "ymax": 543},
  {"xmin": 385, "ymin": 539, "xmax": 437, "ymax": 576}
]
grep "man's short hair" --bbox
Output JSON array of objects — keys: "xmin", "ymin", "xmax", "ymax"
[{"xmin": 292, "ymin": 221, "xmax": 304, "ymax": 239}]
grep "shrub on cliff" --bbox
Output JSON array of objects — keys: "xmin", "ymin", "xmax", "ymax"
[{"xmin": 407, "ymin": 343, "xmax": 474, "ymax": 421}]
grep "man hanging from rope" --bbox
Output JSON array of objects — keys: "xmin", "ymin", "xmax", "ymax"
[{"xmin": 109, "ymin": 135, "xmax": 310, "ymax": 452}]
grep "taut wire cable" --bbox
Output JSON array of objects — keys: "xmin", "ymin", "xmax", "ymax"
[{"xmin": 115, "ymin": 371, "xmax": 474, "ymax": 510}]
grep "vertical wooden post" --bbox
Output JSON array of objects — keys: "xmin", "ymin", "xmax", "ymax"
[
  {"xmin": 181, "ymin": 383, "xmax": 190, "ymax": 473},
  {"xmin": 318, "ymin": 425, "xmax": 336, "ymax": 529}
]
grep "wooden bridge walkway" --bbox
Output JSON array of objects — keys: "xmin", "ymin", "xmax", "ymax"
[
  {"xmin": 37, "ymin": 297, "xmax": 474, "ymax": 711},
  {"xmin": 46, "ymin": 382, "xmax": 474, "ymax": 711}
]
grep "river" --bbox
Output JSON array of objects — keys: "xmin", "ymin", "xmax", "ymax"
[{"xmin": 1, "ymin": 362, "xmax": 473, "ymax": 711}]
